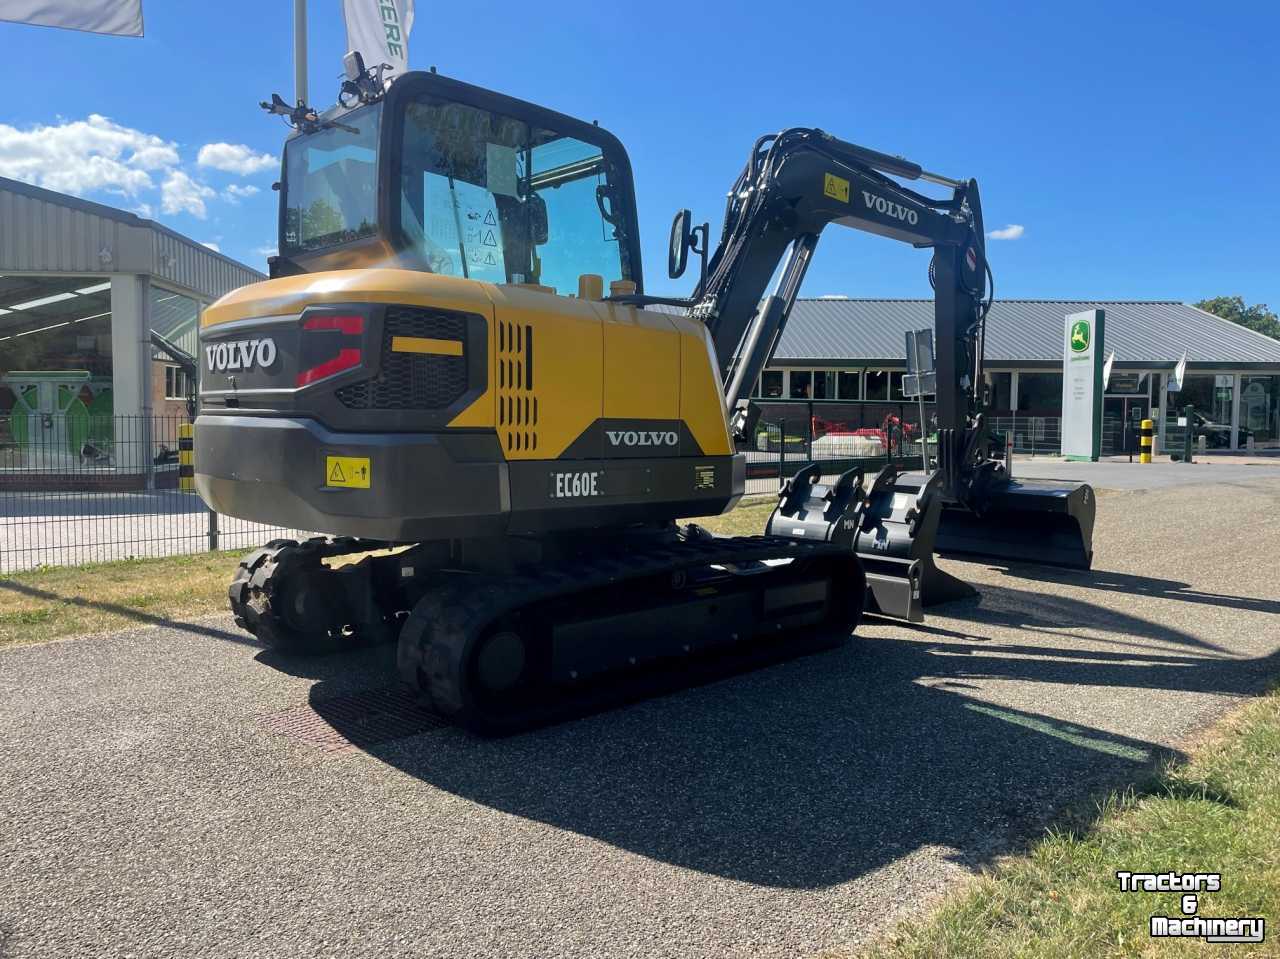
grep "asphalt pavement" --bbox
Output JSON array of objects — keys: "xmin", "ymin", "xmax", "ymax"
[{"xmin": 2, "ymin": 472, "xmax": 1278, "ymax": 958}]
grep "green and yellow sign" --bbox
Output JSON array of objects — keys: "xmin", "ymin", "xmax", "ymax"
[
  {"xmin": 1069, "ymin": 318, "xmax": 1091, "ymax": 353},
  {"xmin": 1062, "ymin": 309, "xmax": 1105, "ymax": 461}
]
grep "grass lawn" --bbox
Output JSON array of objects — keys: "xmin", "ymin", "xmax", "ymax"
[
  {"xmin": 856, "ymin": 686, "xmax": 1280, "ymax": 958},
  {"xmin": 0, "ymin": 497, "xmax": 780, "ymax": 649},
  {"xmin": 0, "ymin": 551, "xmax": 243, "ymax": 648}
]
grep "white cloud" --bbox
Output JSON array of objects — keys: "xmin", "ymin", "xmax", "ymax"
[
  {"xmin": 987, "ymin": 224, "xmax": 1025, "ymax": 241},
  {"xmin": 197, "ymin": 142, "xmax": 276, "ymax": 175},
  {"xmin": 816, "ymin": 294, "xmax": 849, "ymax": 300},
  {"xmin": 201, "ymin": 242, "xmax": 221, "ymax": 252},
  {"xmin": 161, "ymin": 170, "xmax": 216, "ymax": 218},
  {"xmin": 222, "ymin": 183, "xmax": 260, "ymax": 203},
  {"xmin": 253, "ymin": 245, "xmax": 278, "ymax": 257},
  {"xmin": 0, "ymin": 114, "xmax": 179, "ymax": 197}
]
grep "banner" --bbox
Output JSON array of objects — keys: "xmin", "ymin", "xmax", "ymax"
[
  {"xmin": 1167, "ymin": 351, "xmax": 1187, "ymax": 392},
  {"xmin": 1, "ymin": 0, "xmax": 143, "ymax": 36},
  {"xmin": 342, "ymin": 0, "xmax": 415, "ymax": 78},
  {"xmin": 1061, "ymin": 309, "xmax": 1106, "ymax": 461}
]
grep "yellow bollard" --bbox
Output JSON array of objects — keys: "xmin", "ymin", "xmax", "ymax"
[
  {"xmin": 1139, "ymin": 418, "xmax": 1153, "ymax": 464},
  {"xmin": 178, "ymin": 422, "xmax": 195, "ymax": 490}
]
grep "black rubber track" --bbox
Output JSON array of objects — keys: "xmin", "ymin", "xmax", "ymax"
[
  {"xmin": 228, "ymin": 537, "xmax": 373, "ymax": 655},
  {"xmin": 398, "ymin": 534, "xmax": 866, "ymax": 735}
]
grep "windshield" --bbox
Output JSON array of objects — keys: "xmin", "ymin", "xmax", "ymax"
[
  {"xmin": 281, "ymin": 104, "xmax": 382, "ymax": 254},
  {"xmin": 396, "ymin": 96, "xmax": 634, "ymax": 294}
]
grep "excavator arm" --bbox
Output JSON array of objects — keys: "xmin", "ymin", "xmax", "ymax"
[
  {"xmin": 673, "ymin": 128, "xmax": 992, "ymax": 502},
  {"xmin": 669, "ymin": 128, "xmax": 1095, "ymax": 622}
]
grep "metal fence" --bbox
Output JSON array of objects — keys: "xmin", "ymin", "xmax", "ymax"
[
  {"xmin": 745, "ymin": 403, "xmax": 929, "ymax": 495},
  {"xmin": 2, "ymin": 405, "xmax": 1085, "ymax": 572},
  {"xmin": 0, "ymin": 415, "xmax": 307, "ymax": 572}
]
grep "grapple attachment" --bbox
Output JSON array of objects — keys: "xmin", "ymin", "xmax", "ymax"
[
  {"xmin": 935, "ymin": 478, "xmax": 1095, "ymax": 570},
  {"xmin": 766, "ymin": 464, "xmax": 975, "ymax": 623}
]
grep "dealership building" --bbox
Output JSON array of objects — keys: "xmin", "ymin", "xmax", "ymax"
[
  {"xmin": 750, "ymin": 298, "xmax": 1280, "ymax": 450},
  {"xmin": 0, "ymin": 176, "xmax": 262, "ymax": 476},
  {"xmin": 3, "ymin": 175, "xmax": 1279, "ymax": 473}
]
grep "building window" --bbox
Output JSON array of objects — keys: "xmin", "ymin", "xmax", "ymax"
[
  {"xmin": 789, "ymin": 370, "xmax": 812, "ymax": 399},
  {"xmin": 837, "ymin": 371, "xmax": 860, "ymax": 400},
  {"xmin": 1105, "ymin": 371, "xmax": 1148, "ymax": 396},
  {"xmin": 164, "ymin": 365, "xmax": 190, "ymax": 401},
  {"xmin": 890, "ymin": 372, "xmax": 906, "ymax": 399},
  {"xmin": 1017, "ymin": 372, "xmax": 1063, "ymax": 413},
  {"xmin": 1241, "ymin": 375, "xmax": 1280, "ymax": 448},
  {"xmin": 865, "ymin": 370, "xmax": 889, "ymax": 400},
  {"xmin": 812, "ymin": 370, "xmax": 835, "ymax": 399},
  {"xmin": 985, "ymin": 372, "xmax": 1012, "ymax": 410},
  {"xmin": 1172, "ymin": 374, "xmax": 1232, "ymax": 426},
  {"xmin": 759, "ymin": 370, "xmax": 784, "ymax": 398}
]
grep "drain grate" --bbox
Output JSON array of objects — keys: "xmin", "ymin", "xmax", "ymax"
[{"xmin": 261, "ymin": 684, "xmax": 449, "ymax": 753}]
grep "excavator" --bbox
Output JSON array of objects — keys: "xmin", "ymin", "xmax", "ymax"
[{"xmin": 195, "ymin": 64, "xmax": 1095, "ymax": 733}]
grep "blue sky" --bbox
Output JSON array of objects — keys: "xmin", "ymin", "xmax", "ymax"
[{"xmin": 2, "ymin": 1, "xmax": 1276, "ymax": 308}]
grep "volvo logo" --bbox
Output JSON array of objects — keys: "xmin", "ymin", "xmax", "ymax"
[
  {"xmin": 861, "ymin": 190, "xmax": 919, "ymax": 225},
  {"xmin": 205, "ymin": 338, "xmax": 278, "ymax": 373},
  {"xmin": 606, "ymin": 430, "xmax": 678, "ymax": 448}
]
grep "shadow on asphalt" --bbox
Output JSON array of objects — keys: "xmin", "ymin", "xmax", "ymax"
[
  {"xmin": 0, "ymin": 579, "xmax": 258, "ymax": 646},
  {"xmin": 985, "ymin": 563, "xmax": 1280, "ymax": 618},
  {"xmin": 254, "ymin": 572, "xmax": 1280, "ymax": 892}
]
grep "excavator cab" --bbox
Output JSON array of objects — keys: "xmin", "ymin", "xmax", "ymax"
[{"xmin": 272, "ymin": 71, "xmax": 643, "ymax": 293}]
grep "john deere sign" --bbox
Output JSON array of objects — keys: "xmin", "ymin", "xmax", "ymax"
[
  {"xmin": 1070, "ymin": 319, "xmax": 1091, "ymax": 352},
  {"xmin": 1061, "ymin": 309, "xmax": 1106, "ymax": 460}
]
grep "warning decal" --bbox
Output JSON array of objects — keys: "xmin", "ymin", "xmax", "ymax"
[
  {"xmin": 823, "ymin": 173, "xmax": 850, "ymax": 203},
  {"xmin": 325, "ymin": 455, "xmax": 371, "ymax": 489}
]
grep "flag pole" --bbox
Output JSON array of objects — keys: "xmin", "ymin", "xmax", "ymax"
[{"xmin": 294, "ymin": 0, "xmax": 308, "ymax": 105}]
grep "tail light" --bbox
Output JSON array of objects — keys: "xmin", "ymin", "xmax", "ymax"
[{"xmin": 296, "ymin": 310, "xmax": 366, "ymax": 387}]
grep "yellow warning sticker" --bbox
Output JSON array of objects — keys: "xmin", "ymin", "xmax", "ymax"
[
  {"xmin": 823, "ymin": 173, "xmax": 850, "ymax": 203},
  {"xmin": 325, "ymin": 455, "xmax": 371, "ymax": 489}
]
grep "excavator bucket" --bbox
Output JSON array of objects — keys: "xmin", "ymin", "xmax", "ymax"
[
  {"xmin": 852, "ymin": 468, "xmax": 976, "ymax": 622},
  {"xmin": 935, "ymin": 478, "xmax": 1096, "ymax": 569},
  {"xmin": 767, "ymin": 464, "xmax": 975, "ymax": 624}
]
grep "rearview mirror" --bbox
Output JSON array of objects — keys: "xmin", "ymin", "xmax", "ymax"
[{"xmin": 669, "ymin": 208, "xmax": 693, "ymax": 279}]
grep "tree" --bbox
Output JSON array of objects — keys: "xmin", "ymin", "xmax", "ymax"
[{"xmin": 1194, "ymin": 296, "xmax": 1280, "ymax": 341}]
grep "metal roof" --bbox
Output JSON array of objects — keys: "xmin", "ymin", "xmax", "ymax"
[
  {"xmin": 0, "ymin": 175, "xmax": 264, "ymax": 301},
  {"xmin": 768, "ymin": 298, "xmax": 1280, "ymax": 369}
]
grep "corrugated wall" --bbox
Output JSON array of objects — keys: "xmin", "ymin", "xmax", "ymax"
[
  {"xmin": 0, "ymin": 187, "xmax": 139, "ymax": 274},
  {"xmin": 0, "ymin": 178, "xmax": 264, "ymax": 302},
  {"xmin": 150, "ymin": 230, "xmax": 263, "ymax": 301}
]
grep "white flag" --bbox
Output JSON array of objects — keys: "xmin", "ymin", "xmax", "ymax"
[
  {"xmin": 342, "ymin": 0, "xmax": 415, "ymax": 79},
  {"xmin": 1, "ymin": 0, "xmax": 143, "ymax": 36},
  {"xmin": 1102, "ymin": 351, "xmax": 1115, "ymax": 390},
  {"xmin": 1169, "ymin": 351, "xmax": 1187, "ymax": 392}
]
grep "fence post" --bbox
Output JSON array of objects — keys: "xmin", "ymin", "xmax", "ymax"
[
  {"xmin": 805, "ymin": 410, "xmax": 813, "ymax": 461},
  {"xmin": 207, "ymin": 508, "xmax": 219, "ymax": 552},
  {"xmin": 778, "ymin": 418, "xmax": 786, "ymax": 486}
]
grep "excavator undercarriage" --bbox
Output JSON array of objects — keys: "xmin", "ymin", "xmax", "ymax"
[{"xmin": 230, "ymin": 528, "xmax": 864, "ymax": 733}]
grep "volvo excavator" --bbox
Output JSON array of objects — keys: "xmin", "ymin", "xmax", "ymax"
[{"xmin": 196, "ymin": 64, "xmax": 1095, "ymax": 733}]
